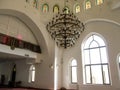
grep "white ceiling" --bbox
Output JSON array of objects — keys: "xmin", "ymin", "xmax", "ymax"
[{"xmin": 0, "ymin": 52, "xmax": 32, "ymax": 63}]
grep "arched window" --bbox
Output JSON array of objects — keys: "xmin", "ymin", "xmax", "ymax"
[
  {"xmin": 75, "ymin": 4, "xmax": 80, "ymax": 13},
  {"xmin": 42, "ymin": 4, "xmax": 49, "ymax": 13},
  {"xmin": 29, "ymin": 65, "xmax": 35, "ymax": 83},
  {"xmin": 82, "ymin": 34, "xmax": 110, "ymax": 85},
  {"xmin": 96, "ymin": 0, "xmax": 104, "ymax": 5},
  {"xmin": 64, "ymin": 6, "xmax": 69, "ymax": 14},
  {"xmin": 71, "ymin": 59, "xmax": 77, "ymax": 83},
  {"xmin": 85, "ymin": 0, "xmax": 91, "ymax": 10},
  {"xmin": 118, "ymin": 56, "xmax": 120, "ymax": 73},
  {"xmin": 27, "ymin": 0, "xmax": 37, "ymax": 8},
  {"xmin": 53, "ymin": 5, "xmax": 59, "ymax": 14}
]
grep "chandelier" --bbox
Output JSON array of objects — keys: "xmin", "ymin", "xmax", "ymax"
[{"xmin": 46, "ymin": 1, "xmax": 85, "ymax": 49}]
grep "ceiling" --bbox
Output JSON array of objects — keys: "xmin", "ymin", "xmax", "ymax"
[{"xmin": 0, "ymin": 51, "xmax": 33, "ymax": 63}]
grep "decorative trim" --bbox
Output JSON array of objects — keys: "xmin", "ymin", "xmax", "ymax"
[
  {"xmin": 0, "ymin": 33, "xmax": 41, "ymax": 53},
  {"xmin": 42, "ymin": 3, "xmax": 49, "ymax": 13},
  {"xmin": 53, "ymin": 4, "xmax": 59, "ymax": 13}
]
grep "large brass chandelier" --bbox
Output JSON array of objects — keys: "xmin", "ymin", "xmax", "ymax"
[{"xmin": 46, "ymin": 1, "xmax": 85, "ymax": 49}]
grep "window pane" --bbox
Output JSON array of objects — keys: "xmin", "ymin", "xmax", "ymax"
[
  {"xmin": 96, "ymin": 0, "xmax": 103, "ymax": 5},
  {"xmin": 85, "ymin": 66, "xmax": 91, "ymax": 83},
  {"xmin": 91, "ymin": 65, "xmax": 103, "ymax": 84},
  {"xmin": 32, "ymin": 67, "xmax": 35, "ymax": 70},
  {"xmin": 119, "ymin": 56, "xmax": 120, "ymax": 63},
  {"xmin": 64, "ymin": 6, "xmax": 69, "ymax": 14},
  {"xmin": 72, "ymin": 67, "xmax": 77, "ymax": 83},
  {"xmin": 119, "ymin": 56, "xmax": 120, "ymax": 69},
  {"xmin": 86, "ymin": 1, "xmax": 91, "ymax": 10},
  {"xmin": 84, "ymin": 50, "xmax": 90, "ymax": 64},
  {"xmin": 94, "ymin": 35, "xmax": 105, "ymax": 46},
  {"xmin": 84, "ymin": 36, "xmax": 93, "ymax": 48},
  {"xmin": 103, "ymin": 65, "xmax": 110, "ymax": 84},
  {"xmin": 101, "ymin": 48, "xmax": 108, "ymax": 63},
  {"xmin": 90, "ymin": 41, "xmax": 99, "ymax": 48},
  {"xmin": 43, "ymin": 4, "xmax": 49, "ymax": 13},
  {"xmin": 90, "ymin": 48, "xmax": 101, "ymax": 64},
  {"xmin": 83, "ymin": 34, "xmax": 110, "ymax": 85},
  {"xmin": 72, "ymin": 60, "xmax": 77, "ymax": 66},
  {"xmin": 29, "ymin": 65, "xmax": 35, "ymax": 83},
  {"xmin": 75, "ymin": 5, "xmax": 80, "ymax": 13},
  {"xmin": 53, "ymin": 5, "xmax": 59, "ymax": 13},
  {"xmin": 32, "ymin": 71, "xmax": 35, "ymax": 82}
]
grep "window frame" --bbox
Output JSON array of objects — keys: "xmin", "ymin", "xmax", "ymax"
[
  {"xmin": 63, "ymin": 6, "xmax": 70, "ymax": 14},
  {"xmin": 29, "ymin": 65, "xmax": 35, "ymax": 83},
  {"xmin": 70, "ymin": 59, "xmax": 78, "ymax": 84},
  {"xmin": 26, "ymin": 0, "xmax": 38, "ymax": 8},
  {"xmin": 42, "ymin": 3, "xmax": 49, "ymax": 13},
  {"xmin": 117, "ymin": 55, "xmax": 120, "ymax": 79},
  {"xmin": 75, "ymin": 4, "xmax": 80, "ymax": 13},
  {"xmin": 85, "ymin": 0, "xmax": 92, "ymax": 10},
  {"xmin": 96, "ymin": 0, "xmax": 104, "ymax": 5},
  {"xmin": 82, "ymin": 34, "xmax": 111, "ymax": 85},
  {"xmin": 53, "ymin": 5, "xmax": 59, "ymax": 14}
]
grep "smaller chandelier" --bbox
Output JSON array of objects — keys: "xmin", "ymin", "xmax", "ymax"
[{"xmin": 46, "ymin": 8, "xmax": 85, "ymax": 49}]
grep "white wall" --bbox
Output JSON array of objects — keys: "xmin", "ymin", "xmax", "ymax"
[
  {"xmin": 0, "ymin": 14, "xmax": 37, "ymax": 44},
  {"xmin": 15, "ymin": 60, "xmax": 54, "ymax": 89},
  {"xmin": 0, "ymin": 61, "xmax": 13, "ymax": 84},
  {"xmin": 0, "ymin": 14, "xmax": 54, "ymax": 89},
  {"xmin": 62, "ymin": 20, "xmax": 120, "ymax": 90},
  {"xmin": 0, "ymin": 0, "xmax": 120, "ymax": 90}
]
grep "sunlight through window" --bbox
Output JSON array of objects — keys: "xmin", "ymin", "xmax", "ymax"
[
  {"xmin": 85, "ymin": 0, "xmax": 91, "ymax": 10},
  {"xmin": 71, "ymin": 59, "xmax": 77, "ymax": 83},
  {"xmin": 75, "ymin": 4, "xmax": 80, "ymax": 13},
  {"xmin": 96, "ymin": 0, "xmax": 104, "ymax": 5},
  {"xmin": 82, "ymin": 34, "xmax": 110, "ymax": 85},
  {"xmin": 29, "ymin": 65, "xmax": 35, "ymax": 83}
]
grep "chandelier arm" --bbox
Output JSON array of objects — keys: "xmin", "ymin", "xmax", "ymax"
[{"xmin": 46, "ymin": 0, "xmax": 85, "ymax": 49}]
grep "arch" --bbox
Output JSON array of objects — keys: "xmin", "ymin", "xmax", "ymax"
[
  {"xmin": 29, "ymin": 65, "xmax": 35, "ymax": 82},
  {"xmin": 85, "ymin": 0, "xmax": 92, "ymax": 10},
  {"xmin": 85, "ymin": 19, "xmax": 120, "ymax": 27},
  {"xmin": 26, "ymin": 0, "xmax": 38, "ymax": 8},
  {"xmin": 74, "ymin": 4, "xmax": 80, "ymax": 13},
  {"xmin": 0, "ymin": 0, "xmax": 55, "ymax": 66},
  {"xmin": 82, "ymin": 32, "xmax": 108, "ymax": 49},
  {"xmin": 0, "ymin": 8, "xmax": 51, "ymax": 60},
  {"xmin": 63, "ymin": 6, "xmax": 70, "ymax": 14},
  {"xmin": 53, "ymin": 5, "xmax": 59, "ymax": 14},
  {"xmin": 117, "ymin": 53, "xmax": 120, "ymax": 80},
  {"xmin": 81, "ymin": 33, "xmax": 111, "ymax": 84},
  {"xmin": 69, "ymin": 57, "xmax": 78, "ymax": 84},
  {"xmin": 0, "ymin": 9, "xmax": 44, "ymax": 50},
  {"xmin": 42, "ymin": 3, "xmax": 49, "ymax": 13},
  {"xmin": 96, "ymin": 0, "xmax": 104, "ymax": 5}
]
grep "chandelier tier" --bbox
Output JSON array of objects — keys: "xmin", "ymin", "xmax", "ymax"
[{"xmin": 46, "ymin": 5, "xmax": 85, "ymax": 49}]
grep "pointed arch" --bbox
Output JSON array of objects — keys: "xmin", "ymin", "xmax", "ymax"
[
  {"xmin": 85, "ymin": 0, "xmax": 92, "ymax": 10},
  {"xmin": 42, "ymin": 3, "xmax": 49, "ymax": 13},
  {"xmin": 117, "ymin": 53, "xmax": 120, "ymax": 79},
  {"xmin": 28, "ymin": 65, "xmax": 35, "ymax": 83},
  {"xmin": 96, "ymin": 0, "xmax": 104, "ymax": 5},
  {"xmin": 26, "ymin": 0, "xmax": 38, "ymax": 8},
  {"xmin": 53, "ymin": 5, "xmax": 59, "ymax": 14},
  {"xmin": 82, "ymin": 33, "xmax": 111, "ymax": 85},
  {"xmin": 69, "ymin": 58, "xmax": 78, "ymax": 83},
  {"xmin": 63, "ymin": 6, "xmax": 70, "ymax": 14},
  {"xmin": 74, "ymin": 4, "xmax": 80, "ymax": 13}
]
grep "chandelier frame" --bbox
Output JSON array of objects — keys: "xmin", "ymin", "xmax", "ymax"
[{"xmin": 46, "ymin": 1, "xmax": 85, "ymax": 49}]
